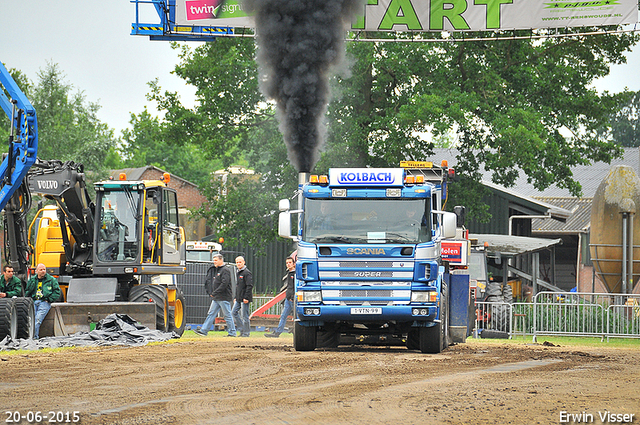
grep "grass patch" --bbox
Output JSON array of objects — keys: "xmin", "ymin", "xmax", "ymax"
[{"xmin": 468, "ymin": 335, "xmax": 640, "ymax": 349}]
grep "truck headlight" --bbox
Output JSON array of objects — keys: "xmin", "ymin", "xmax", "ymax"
[
  {"xmin": 297, "ymin": 290, "xmax": 322, "ymax": 302},
  {"xmin": 411, "ymin": 291, "xmax": 437, "ymax": 302}
]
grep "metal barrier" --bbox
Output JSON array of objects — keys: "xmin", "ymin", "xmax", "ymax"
[
  {"xmin": 250, "ymin": 295, "xmax": 287, "ymax": 318},
  {"xmin": 474, "ymin": 301, "xmax": 512, "ymax": 337},
  {"xmin": 473, "ymin": 292, "xmax": 640, "ymax": 341}
]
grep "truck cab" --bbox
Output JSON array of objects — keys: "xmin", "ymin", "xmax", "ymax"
[{"xmin": 279, "ymin": 163, "xmax": 465, "ymax": 353}]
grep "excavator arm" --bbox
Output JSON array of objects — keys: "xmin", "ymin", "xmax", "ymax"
[{"xmin": 27, "ymin": 159, "xmax": 95, "ymax": 273}]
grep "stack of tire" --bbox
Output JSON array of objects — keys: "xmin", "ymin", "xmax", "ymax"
[
  {"xmin": 0, "ymin": 297, "xmax": 35, "ymax": 341},
  {"xmin": 481, "ymin": 281, "xmax": 511, "ymax": 339}
]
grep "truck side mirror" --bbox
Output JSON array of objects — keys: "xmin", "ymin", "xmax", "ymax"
[
  {"xmin": 441, "ymin": 211, "xmax": 457, "ymax": 239},
  {"xmin": 279, "ymin": 211, "xmax": 292, "ymax": 239},
  {"xmin": 279, "ymin": 199, "xmax": 290, "ymax": 212}
]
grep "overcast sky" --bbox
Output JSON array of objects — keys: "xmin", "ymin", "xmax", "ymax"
[{"xmin": 1, "ymin": 1, "xmax": 639, "ymax": 135}]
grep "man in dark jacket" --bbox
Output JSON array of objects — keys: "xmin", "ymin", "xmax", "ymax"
[
  {"xmin": 231, "ymin": 256, "xmax": 254, "ymax": 337},
  {"xmin": 25, "ymin": 263, "xmax": 61, "ymax": 339},
  {"xmin": 0, "ymin": 265, "xmax": 23, "ymax": 298},
  {"xmin": 265, "ymin": 256, "xmax": 296, "ymax": 338},
  {"xmin": 195, "ymin": 254, "xmax": 237, "ymax": 337}
]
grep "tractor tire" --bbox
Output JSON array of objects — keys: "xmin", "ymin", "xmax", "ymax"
[
  {"xmin": 316, "ymin": 329, "xmax": 339, "ymax": 348},
  {"xmin": 14, "ymin": 298, "xmax": 35, "ymax": 340},
  {"xmin": 293, "ymin": 321, "xmax": 317, "ymax": 351},
  {"xmin": 484, "ymin": 280, "xmax": 503, "ymax": 298},
  {"xmin": 502, "ymin": 284, "xmax": 514, "ymax": 304},
  {"xmin": 0, "ymin": 298, "xmax": 18, "ymax": 341},
  {"xmin": 128, "ymin": 284, "xmax": 169, "ymax": 332},
  {"xmin": 485, "ymin": 294, "xmax": 510, "ymax": 333},
  {"xmin": 480, "ymin": 329, "xmax": 510, "ymax": 339},
  {"xmin": 167, "ymin": 288, "xmax": 186, "ymax": 336}
]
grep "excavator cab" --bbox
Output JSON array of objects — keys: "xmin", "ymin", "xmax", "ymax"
[{"xmin": 92, "ymin": 178, "xmax": 185, "ymax": 276}]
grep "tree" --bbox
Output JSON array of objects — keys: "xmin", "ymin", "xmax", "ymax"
[
  {"xmin": 146, "ymin": 39, "xmax": 298, "ymax": 246},
  {"xmin": 31, "ymin": 62, "xmax": 115, "ymax": 176},
  {"xmin": 608, "ymin": 89, "xmax": 640, "ymax": 147},
  {"xmin": 148, "ymin": 30, "xmax": 639, "ymax": 239},
  {"xmin": 319, "ymin": 33, "xmax": 639, "ymax": 219},
  {"xmin": 117, "ymin": 108, "xmax": 216, "ymax": 187}
]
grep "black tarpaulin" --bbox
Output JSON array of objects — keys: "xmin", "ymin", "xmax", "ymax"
[{"xmin": 0, "ymin": 313, "xmax": 178, "ymax": 351}]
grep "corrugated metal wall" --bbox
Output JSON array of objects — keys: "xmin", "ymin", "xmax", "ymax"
[
  {"xmin": 466, "ymin": 191, "xmax": 510, "ymax": 235},
  {"xmin": 221, "ymin": 239, "xmax": 296, "ymax": 295}
]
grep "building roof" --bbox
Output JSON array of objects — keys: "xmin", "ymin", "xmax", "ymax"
[
  {"xmin": 430, "ymin": 147, "xmax": 640, "ymax": 198},
  {"xmin": 531, "ymin": 197, "xmax": 592, "ymax": 234},
  {"xmin": 109, "ymin": 166, "xmax": 199, "ymax": 188},
  {"xmin": 481, "ymin": 180, "xmax": 572, "ymax": 221},
  {"xmin": 470, "ymin": 233, "xmax": 563, "ymax": 257},
  {"xmin": 429, "ymin": 147, "xmax": 640, "ymax": 234}
]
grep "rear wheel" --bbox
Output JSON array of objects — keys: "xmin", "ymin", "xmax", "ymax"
[
  {"xmin": 128, "ymin": 284, "xmax": 168, "ymax": 332},
  {"xmin": 14, "ymin": 298, "xmax": 35, "ymax": 340},
  {"xmin": 0, "ymin": 299, "xmax": 18, "ymax": 341},
  {"xmin": 167, "ymin": 288, "xmax": 186, "ymax": 336},
  {"xmin": 293, "ymin": 321, "xmax": 317, "ymax": 351}
]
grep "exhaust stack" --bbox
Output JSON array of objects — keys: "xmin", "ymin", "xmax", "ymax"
[{"xmin": 298, "ymin": 172, "xmax": 310, "ymax": 210}]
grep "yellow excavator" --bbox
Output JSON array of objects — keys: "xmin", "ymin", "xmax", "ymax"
[{"xmin": 1, "ymin": 62, "xmax": 186, "ymax": 340}]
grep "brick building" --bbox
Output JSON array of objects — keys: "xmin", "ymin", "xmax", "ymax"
[{"xmin": 110, "ymin": 166, "xmax": 209, "ymax": 241}]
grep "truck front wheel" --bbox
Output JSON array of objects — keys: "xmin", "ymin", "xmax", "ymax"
[
  {"xmin": 419, "ymin": 323, "xmax": 442, "ymax": 353},
  {"xmin": 293, "ymin": 321, "xmax": 317, "ymax": 351}
]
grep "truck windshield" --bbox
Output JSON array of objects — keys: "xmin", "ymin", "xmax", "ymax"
[
  {"xmin": 303, "ymin": 198, "xmax": 430, "ymax": 244},
  {"xmin": 97, "ymin": 189, "xmax": 141, "ymax": 262}
]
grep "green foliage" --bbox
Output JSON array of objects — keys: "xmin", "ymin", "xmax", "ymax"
[
  {"xmin": 118, "ymin": 109, "xmax": 216, "ymax": 186},
  {"xmin": 608, "ymin": 89, "xmax": 640, "ymax": 147},
  {"xmin": 31, "ymin": 63, "xmax": 115, "ymax": 177},
  {"xmin": 145, "ymin": 31, "xmax": 639, "ymax": 244},
  {"xmin": 192, "ymin": 174, "xmax": 283, "ymax": 253}
]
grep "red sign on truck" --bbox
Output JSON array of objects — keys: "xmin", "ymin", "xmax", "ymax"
[{"xmin": 441, "ymin": 242, "xmax": 463, "ymax": 263}]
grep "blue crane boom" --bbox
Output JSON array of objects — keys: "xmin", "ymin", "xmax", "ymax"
[
  {"xmin": 131, "ymin": 0, "xmax": 235, "ymax": 41},
  {"xmin": 0, "ymin": 61, "xmax": 38, "ymax": 212}
]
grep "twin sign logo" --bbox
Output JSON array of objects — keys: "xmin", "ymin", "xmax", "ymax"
[{"xmin": 185, "ymin": 0, "xmax": 224, "ymax": 20}]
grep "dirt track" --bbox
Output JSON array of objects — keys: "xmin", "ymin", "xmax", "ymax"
[{"xmin": 2, "ymin": 334, "xmax": 638, "ymax": 425}]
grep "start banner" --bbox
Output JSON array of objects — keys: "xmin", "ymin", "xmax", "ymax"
[{"xmin": 175, "ymin": 0, "xmax": 638, "ymax": 31}]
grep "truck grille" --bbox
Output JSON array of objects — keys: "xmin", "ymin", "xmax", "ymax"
[
  {"xmin": 337, "ymin": 261, "xmax": 394, "ymax": 267},
  {"xmin": 340, "ymin": 289, "xmax": 391, "ymax": 298}
]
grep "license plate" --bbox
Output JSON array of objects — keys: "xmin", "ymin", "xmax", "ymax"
[{"xmin": 351, "ymin": 307, "xmax": 382, "ymax": 315}]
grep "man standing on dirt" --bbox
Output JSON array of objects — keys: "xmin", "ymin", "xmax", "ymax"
[
  {"xmin": 0, "ymin": 265, "xmax": 22, "ymax": 298},
  {"xmin": 265, "ymin": 256, "xmax": 296, "ymax": 338},
  {"xmin": 232, "ymin": 256, "xmax": 253, "ymax": 337},
  {"xmin": 196, "ymin": 254, "xmax": 237, "ymax": 337},
  {"xmin": 25, "ymin": 263, "xmax": 61, "ymax": 339}
]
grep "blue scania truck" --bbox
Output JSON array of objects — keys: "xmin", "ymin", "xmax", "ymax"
[{"xmin": 278, "ymin": 161, "xmax": 471, "ymax": 353}]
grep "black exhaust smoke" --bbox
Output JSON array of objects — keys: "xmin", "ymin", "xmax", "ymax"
[{"xmin": 243, "ymin": 0, "xmax": 363, "ymax": 173}]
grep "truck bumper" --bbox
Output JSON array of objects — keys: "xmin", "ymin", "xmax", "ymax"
[{"xmin": 296, "ymin": 304, "xmax": 437, "ymax": 323}]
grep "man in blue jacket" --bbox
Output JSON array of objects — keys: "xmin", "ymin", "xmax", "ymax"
[{"xmin": 196, "ymin": 254, "xmax": 237, "ymax": 337}]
